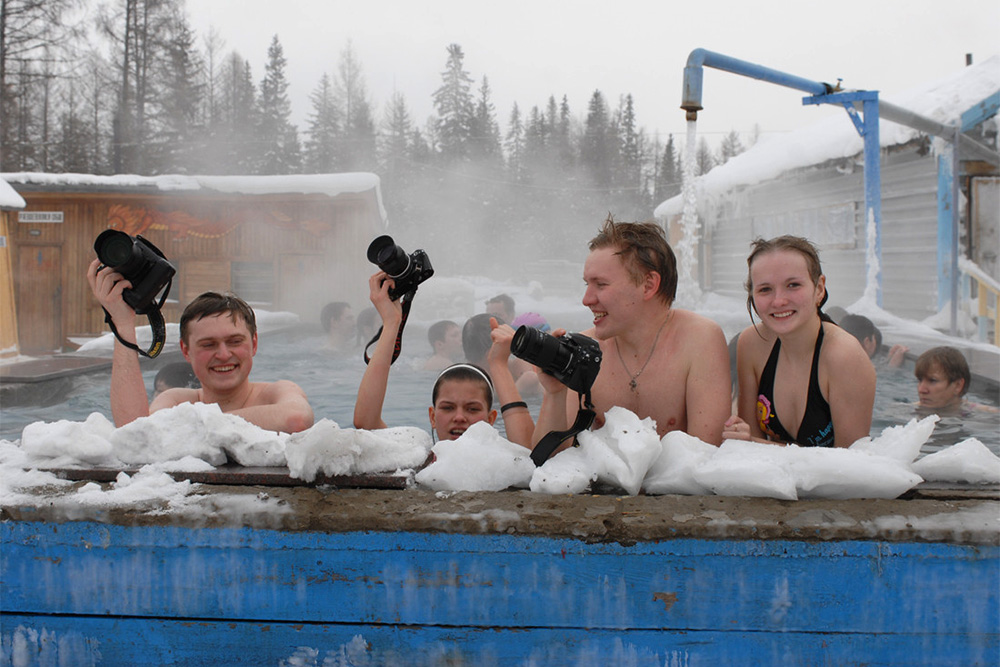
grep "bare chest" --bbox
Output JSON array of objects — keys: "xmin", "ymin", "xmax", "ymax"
[{"xmin": 590, "ymin": 354, "xmax": 687, "ymax": 437}]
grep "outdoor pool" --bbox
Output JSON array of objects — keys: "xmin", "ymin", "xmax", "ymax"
[{"xmin": 2, "ymin": 327, "xmax": 997, "ymax": 455}]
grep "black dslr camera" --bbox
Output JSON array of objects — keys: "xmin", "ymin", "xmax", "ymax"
[
  {"xmin": 94, "ymin": 229, "xmax": 176, "ymax": 314},
  {"xmin": 511, "ymin": 326, "xmax": 602, "ymax": 396},
  {"xmin": 367, "ymin": 235, "xmax": 434, "ymax": 301}
]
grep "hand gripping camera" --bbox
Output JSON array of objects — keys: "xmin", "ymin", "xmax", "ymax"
[
  {"xmin": 94, "ymin": 230, "xmax": 176, "ymax": 314},
  {"xmin": 367, "ymin": 235, "xmax": 433, "ymax": 301},
  {"xmin": 93, "ymin": 229, "xmax": 175, "ymax": 357},
  {"xmin": 511, "ymin": 325, "xmax": 603, "ymax": 466},
  {"xmin": 363, "ymin": 235, "xmax": 434, "ymax": 365},
  {"xmin": 511, "ymin": 325, "xmax": 602, "ymax": 396}
]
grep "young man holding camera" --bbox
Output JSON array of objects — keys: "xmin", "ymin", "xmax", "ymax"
[
  {"xmin": 87, "ymin": 259, "xmax": 314, "ymax": 433},
  {"xmin": 532, "ymin": 218, "xmax": 731, "ymax": 450}
]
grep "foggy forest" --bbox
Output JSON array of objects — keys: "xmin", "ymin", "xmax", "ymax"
[{"xmin": 0, "ymin": 0, "xmax": 752, "ymax": 269}]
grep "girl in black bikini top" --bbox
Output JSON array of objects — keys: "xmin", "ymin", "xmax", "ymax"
[{"xmin": 756, "ymin": 325, "xmax": 835, "ymax": 447}]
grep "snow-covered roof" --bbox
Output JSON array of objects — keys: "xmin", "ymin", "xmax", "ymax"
[
  {"xmin": 655, "ymin": 54, "xmax": 1000, "ymax": 218},
  {"xmin": 1, "ymin": 172, "xmax": 386, "ymax": 221},
  {"xmin": 0, "ymin": 177, "xmax": 26, "ymax": 210}
]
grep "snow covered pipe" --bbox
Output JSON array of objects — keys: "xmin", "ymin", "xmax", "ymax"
[
  {"xmin": 681, "ymin": 49, "xmax": 834, "ymax": 121},
  {"xmin": 878, "ymin": 100, "xmax": 999, "ymax": 166},
  {"xmin": 680, "ymin": 48, "xmax": 998, "ymax": 166}
]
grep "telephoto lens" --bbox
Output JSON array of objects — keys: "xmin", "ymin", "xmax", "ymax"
[
  {"xmin": 511, "ymin": 325, "xmax": 602, "ymax": 396},
  {"xmin": 95, "ymin": 229, "xmax": 144, "ymax": 274},
  {"xmin": 367, "ymin": 235, "xmax": 410, "ymax": 278},
  {"xmin": 511, "ymin": 325, "xmax": 572, "ymax": 376},
  {"xmin": 93, "ymin": 230, "xmax": 176, "ymax": 313},
  {"xmin": 366, "ymin": 235, "xmax": 434, "ymax": 301}
]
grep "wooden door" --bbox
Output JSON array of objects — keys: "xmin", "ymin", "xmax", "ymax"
[{"xmin": 16, "ymin": 245, "xmax": 63, "ymax": 354}]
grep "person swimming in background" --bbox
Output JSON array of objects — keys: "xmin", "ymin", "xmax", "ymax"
[
  {"xmin": 724, "ymin": 236, "xmax": 875, "ymax": 448},
  {"xmin": 151, "ymin": 362, "xmax": 200, "ymax": 401},
  {"xmin": 914, "ymin": 346, "xmax": 998, "ymax": 416},
  {"xmin": 839, "ymin": 313, "xmax": 908, "ymax": 368},
  {"xmin": 320, "ymin": 301, "xmax": 356, "ymax": 352},
  {"xmin": 423, "ymin": 320, "xmax": 463, "ymax": 371},
  {"xmin": 354, "ymin": 270, "xmax": 534, "ymax": 446},
  {"xmin": 485, "ymin": 293, "xmax": 516, "ymax": 326}
]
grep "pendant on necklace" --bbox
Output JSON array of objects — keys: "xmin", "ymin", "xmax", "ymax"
[{"xmin": 629, "ymin": 379, "xmax": 638, "ymax": 392}]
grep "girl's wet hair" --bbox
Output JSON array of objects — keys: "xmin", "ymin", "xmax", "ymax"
[{"xmin": 432, "ymin": 363, "xmax": 495, "ymax": 407}]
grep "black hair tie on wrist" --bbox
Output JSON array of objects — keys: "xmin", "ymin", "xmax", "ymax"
[{"xmin": 500, "ymin": 401, "xmax": 528, "ymax": 414}]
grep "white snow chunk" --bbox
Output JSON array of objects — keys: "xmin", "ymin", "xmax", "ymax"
[
  {"xmin": 913, "ymin": 439, "xmax": 1000, "ymax": 484},
  {"xmin": 415, "ymin": 422, "xmax": 532, "ymax": 492}
]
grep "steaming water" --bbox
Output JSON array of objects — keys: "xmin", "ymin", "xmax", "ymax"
[{"xmin": 1, "ymin": 328, "xmax": 995, "ymax": 455}]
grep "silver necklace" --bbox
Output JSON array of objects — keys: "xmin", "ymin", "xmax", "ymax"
[{"xmin": 615, "ymin": 315, "xmax": 670, "ymax": 392}]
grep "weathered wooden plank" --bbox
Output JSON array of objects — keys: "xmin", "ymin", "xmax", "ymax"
[
  {"xmin": 1, "ymin": 613, "xmax": 996, "ymax": 667},
  {"xmin": 3, "ymin": 521, "xmax": 996, "ymax": 637},
  {"xmin": 40, "ymin": 464, "xmax": 413, "ymax": 489}
]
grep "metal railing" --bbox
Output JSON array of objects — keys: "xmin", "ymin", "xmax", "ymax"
[{"xmin": 960, "ymin": 259, "xmax": 1000, "ymax": 347}]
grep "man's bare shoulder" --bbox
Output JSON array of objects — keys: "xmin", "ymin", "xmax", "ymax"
[
  {"xmin": 150, "ymin": 387, "xmax": 200, "ymax": 411},
  {"xmin": 670, "ymin": 308, "xmax": 725, "ymax": 340},
  {"xmin": 250, "ymin": 379, "xmax": 307, "ymax": 403}
]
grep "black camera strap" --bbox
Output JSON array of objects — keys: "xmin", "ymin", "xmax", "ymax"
[
  {"xmin": 101, "ymin": 278, "xmax": 171, "ymax": 359},
  {"xmin": 363, "ymin": 289, "xmax": 415, "ymax": 366},
  {"xmin": 530, "ymin": 392, "xmax": 597, "ymax": 466}
]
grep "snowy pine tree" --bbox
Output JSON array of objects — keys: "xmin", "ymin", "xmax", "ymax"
[
  {"xmin": 432, "ymin": 43, "xmax": 475, "ymax": 162},
  {"xmin": 256, "ymin": 35, "xmax": 300, "ymax": 174}
]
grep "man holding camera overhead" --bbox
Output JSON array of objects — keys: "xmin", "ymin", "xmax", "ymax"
[
  {"xmin": 87, "ymin": 258, "xmax": 314, "ymax": 433},
  {"xmin": 531, "ymin": 217, "xmax": 731, "ymax": 451}
]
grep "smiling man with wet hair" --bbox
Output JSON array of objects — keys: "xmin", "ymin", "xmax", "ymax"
[{"xmin": 88, "ymin": 261, "xmax": 313, "ymax": 433}]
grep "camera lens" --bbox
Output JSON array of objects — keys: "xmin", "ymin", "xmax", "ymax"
[
  {"xmin": 95, "ymin": 229, "xmax": 137, "ymax": 268},
  {"xmin": 511, "ymin": 325, "xmax": 572, "ymax": 375},
  {"xmin": 367, "ymin": 235, "xmax": 410, "ymax": 278}
]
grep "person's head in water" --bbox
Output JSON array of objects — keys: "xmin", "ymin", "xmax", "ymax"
[
  {"xmin": 839, "ymin": 314, "xmax": 882, "ymax": 358},
  {"xmin": 321, "ymin": 301, "xmax": 356, "ymax": 350},
  {"xmin": 914, "ymin": 346, "xmax": 970, "ymax": 411},
  {"xmin": 462, "ymin": 313, "xmax": 496, "ymax": 367},
  {"xmin": 429, "ymin": 363, "xmax": 497, "ymax": 440},
  {"xmin": 485, "ymin": 294, "xmax": 515, "ymax": 324},
  {"xmin": 428, "ymin": 320, "xmax": 462, "ymax": 360},
  {"xmin": 152, "ymin": 362, "xmax": 200, "ymax": 400},
  {"xmin": 179, "ymin": 292, "xmax": 258, "ymax": 393}
]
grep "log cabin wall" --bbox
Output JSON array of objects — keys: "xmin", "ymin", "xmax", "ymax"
[{"xmin": 8, "ymin": 185, "xmax": 384, "ymax": 355}]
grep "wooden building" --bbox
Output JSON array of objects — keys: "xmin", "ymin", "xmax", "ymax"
[
  {"xmin": 655, "ymin": 57, "xmax": 999, "ymax": 324},
  {"xmin": 1, "ymin": 173, "xmax": 386, "ymax": 355},
  {"xmin": 0, "ymin": 178, "xmax": 27, "ymax": 358}
]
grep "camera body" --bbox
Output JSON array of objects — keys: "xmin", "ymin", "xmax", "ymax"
[
  {"xmin": 367, "ymin": 235, "xmax": 434, "ymax": 300},
  {"xmin": 511, "ymin": 325, "xmax": 602, "ymax": 396},
  {"xmin": 94, "ymin": 229, "xmax": 176, "ymax": 314}
]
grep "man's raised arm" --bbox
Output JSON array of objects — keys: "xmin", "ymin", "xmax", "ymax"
[{"xmin": 87, "ymin": 258, "xmax": 150, "ymax": 427}]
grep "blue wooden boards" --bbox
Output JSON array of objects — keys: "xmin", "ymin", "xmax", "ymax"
[{"xmin": 3, "ymin": 519, "xmax": 997, "ymax": 665}]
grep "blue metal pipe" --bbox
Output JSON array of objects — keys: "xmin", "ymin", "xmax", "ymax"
[{"xmin": 682, "ymin": 49, "xmax": 834, "ymax": 120}]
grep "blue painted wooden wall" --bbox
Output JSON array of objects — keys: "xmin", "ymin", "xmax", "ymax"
[{"xmin": 2, "ymin": 520, "xmax": 997, "ymax": 665}]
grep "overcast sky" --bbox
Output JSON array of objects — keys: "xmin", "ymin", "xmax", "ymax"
[{"xmin": 187, "ymin": 0, "xmax": 1000, "ymax": 149}]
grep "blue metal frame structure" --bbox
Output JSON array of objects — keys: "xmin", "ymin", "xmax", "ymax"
[{"xmin": 680, "ymin": 50, "xmax": 999, "ymax": 311}]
